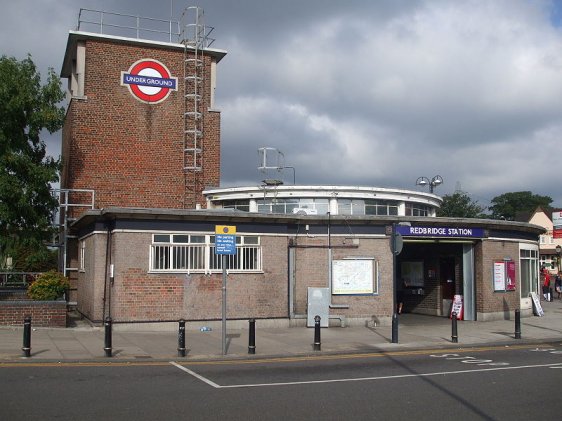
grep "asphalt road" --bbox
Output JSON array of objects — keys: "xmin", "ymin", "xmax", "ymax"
[{"xmin": 1, "ymin": 342, "xmax": 562, "ymax": 420}]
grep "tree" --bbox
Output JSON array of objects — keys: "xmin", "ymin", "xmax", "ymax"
[
  {"xmin": 489, "ymin": 191, "xmax": 552, "ymax": 220},
  {"xmin": 437, "ymin": 191, "xmax": 486, "ymax": 218},
  {"xmin": 0, "ymin": 55, "xmax": 65, "ymax": 270}
]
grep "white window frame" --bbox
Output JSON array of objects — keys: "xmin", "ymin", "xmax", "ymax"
[{"xmin": 150, "ymin": 233, "xmax": 262, "ymax": 273}]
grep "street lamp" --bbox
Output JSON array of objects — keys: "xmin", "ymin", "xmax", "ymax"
[
  {"xmin": 556, "ymin": 244, "xmax": 561, "ymax": 273},
  {"xmin": 416, "ymin": 175, "xmax": 443, "ymax": 193}
]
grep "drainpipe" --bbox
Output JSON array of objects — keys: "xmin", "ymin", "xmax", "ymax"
[{"xmin": 102, "ymin": 218, "xmax": 114, "ymax": 320}]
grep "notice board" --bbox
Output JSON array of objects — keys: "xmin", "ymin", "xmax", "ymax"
[{"xmin": 332, "ymin": 258, "xmax": 375, "ymax": 295}]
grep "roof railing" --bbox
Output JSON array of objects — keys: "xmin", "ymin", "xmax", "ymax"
[{"xmin": 76, "ymin": 8, "xmax": 181, "ymax": 43}]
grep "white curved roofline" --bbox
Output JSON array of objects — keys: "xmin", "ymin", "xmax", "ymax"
[{"xmin": 203, "ymin": 185, "xmax": 443, "ymax": 206}]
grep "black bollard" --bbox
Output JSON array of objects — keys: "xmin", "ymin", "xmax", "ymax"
[
  {"xmin": 451, "ymin": 312, "xmax": 458, "ymax": 343},
  {"xmin": 313, "ymin": 315, "xmax": 321, "ymax": 351},
  {"xmin": 22, "ymin": 316, "xmax": 32, "ymax": 358},
  {"xmin": 514, "ymin": 309, "xmax": 521, "ymax": 339},
  {"xmin": 391, "ymin": 313, "xmax": 399, "ymax": 344},
  {"xmin": 178, "ymin": 319, "xmax": 186, "ymax": 357},
  {"xmin": 104, "ymin": 316, "xmax": 112, "ymax": 357},
  {"xmin": 248, "ymin": 318, "xmax": 256, "ymax": 354}
]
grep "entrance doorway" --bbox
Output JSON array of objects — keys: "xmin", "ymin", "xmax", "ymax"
[
  {"xmin": 397, "ymin": 241, "xmax": 475, "ymax": 319},
  {"xmin": 440, "ymin": 257, "xmax": 456, "ymax": 316}
]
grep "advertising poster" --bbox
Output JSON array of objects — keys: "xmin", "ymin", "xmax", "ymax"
[
  {"xmin": 450, "ymin": 294, "xmax": 464, "ymax": 320},
  {"xmin": 506, "ymin": 261, "xmax": 516, "ymax": 291},
  {"xmin": 493, "ymin": 262, "xmax": 506, "ymax": 291},
  {"xmin": 493, "ymin": 260, "xmax": 516, "ymax": 291}
]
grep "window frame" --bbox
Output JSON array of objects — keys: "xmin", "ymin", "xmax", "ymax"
[{"xmin": 150, "ymin": 233, "xmax": 262, "ymax": 273}]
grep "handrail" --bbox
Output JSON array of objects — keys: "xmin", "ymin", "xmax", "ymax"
[
  {"xmin": 77, "ymin": 8, "xmax": 181, "ymax": 43},
  {"xmin": 0, "ymin": 272, "xmax": 41, "ymax": 288}
]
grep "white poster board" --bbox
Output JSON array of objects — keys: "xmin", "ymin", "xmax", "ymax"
[
  {"xmin": 493, "ymin": 262, "xmax": 506, "ymax": 291},
  {"xmin": 332, "ymin": 258, "xmax": 375, "ymax": 295},
  {"xmin": 530, "ymin": 292, "xmax": 544, "ymax": 317}
]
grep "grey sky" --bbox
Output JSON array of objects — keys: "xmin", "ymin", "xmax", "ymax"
[{"xmin": 2, "ymin": 0, "xmax": 562, "ymax": 209}]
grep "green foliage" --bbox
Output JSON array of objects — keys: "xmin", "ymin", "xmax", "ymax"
[
  {"xmin": 12, "ymin": 243, "xmax": 58, "ymax": 272},
  {"xmin": 0, "ymin": 55, "xmax": 65, "ymax": 269},
  {"xmin": 437, "ymin": 191, "xmax": 485, "ymax": 218},
  {"xmin": 27, "ymin": 270, "xmax": 69, "ymax": 301},
  {"xmin": 489, "ymin": 191, "xmax": 552, "ymax": 220}
]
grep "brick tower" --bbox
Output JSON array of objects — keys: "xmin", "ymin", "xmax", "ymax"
[{"xmin": 60, "ymin": 8, "xmax": 226, "ymax": 213}]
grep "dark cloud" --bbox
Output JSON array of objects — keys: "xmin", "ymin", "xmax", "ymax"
[{"xmin": 3, "ymin": 0, "xmax": 562, "ymax": 208}]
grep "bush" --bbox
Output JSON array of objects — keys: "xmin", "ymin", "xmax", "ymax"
[{"xmin": 27, "ymin": 270, "xmax": 70, "ymax": 301}]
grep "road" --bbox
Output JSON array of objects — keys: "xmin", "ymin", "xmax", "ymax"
[{"xmin": 1, "ymin": 342, "xmax": 562, "ymax": 420}]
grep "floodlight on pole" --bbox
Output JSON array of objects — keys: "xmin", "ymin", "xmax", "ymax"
[{"xmin": 416, "ymin": 175, "xmax": 443, "ymax": 193}]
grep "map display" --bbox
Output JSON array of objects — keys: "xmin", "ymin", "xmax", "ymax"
[{"xmin": 332, "ymin": 259, "xmax": 375, "ymax": 295}]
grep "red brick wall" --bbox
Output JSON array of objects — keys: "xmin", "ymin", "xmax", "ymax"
[
  {"xmin": 293, "ymin": 236, "xmax": 393, "ymax": 319},
  {"xmin": 101, "ymin": 233, "xmax": 288, "ymax": 322},
  {"xmin": 476, "ymin": 241, "xmax": 520, "ymax": 317},
  {"xmin": 0, "ymin": 301, "xmax": 67, "ymax": 327},
  {"xmin": 61, "ymin": 38, "xmax": 220, "ymax": 213}
]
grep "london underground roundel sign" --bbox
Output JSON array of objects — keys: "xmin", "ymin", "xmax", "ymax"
[{"xmin": 121, "ymin": 59, "xmax": 178, "ymax": 104}]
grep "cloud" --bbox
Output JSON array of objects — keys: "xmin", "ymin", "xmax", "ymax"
[{"xmin": 3, "ymin": 0, "xmax": 562, "ymax": 207}]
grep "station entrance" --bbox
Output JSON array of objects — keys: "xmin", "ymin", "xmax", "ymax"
[{"xmin": 396, "ymin": 241, "xmax": 476, "ymax": 320}]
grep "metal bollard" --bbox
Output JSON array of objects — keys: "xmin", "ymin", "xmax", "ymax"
[
  {"xmin": 514, "ymin": 309, "xmax": 521, "ymax": 339},
  {"xmin": 313, "ymin": 315, "xmax": 321, "ymax": 351},
  {"xmin": 391, "ymin": 313, "xmax": 399, "ymax": 344},
  {"xmin": 104, "ymin": 316, "xmax": 112, "ymax": 358},
  {"xmin": 248, "ymin": 318, "xmax": 256, "ymax": 354},
  {"xmin": 178, "ymin": 319, "xmax": 186, "ymax": 357},
  {"xmin": 22, "ymin": 316, "xmax": 32, "ymax": 358},
  {"xmin": 451, "ymin": 312, "xmax": 458, "ymax": 343}
]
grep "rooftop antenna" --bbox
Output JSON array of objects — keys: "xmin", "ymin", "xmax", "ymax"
[{"xmin": 258, "ymin": 147, "xmax": 296, "ymax": 185}]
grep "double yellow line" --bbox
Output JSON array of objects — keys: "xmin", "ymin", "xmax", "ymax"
[{"xmin": 0, "ymin": 343, "xmax": 548, "ymax": 368}]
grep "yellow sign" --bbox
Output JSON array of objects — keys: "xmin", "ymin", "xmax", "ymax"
[{"xmin": 215, "ymin": 225, "xmax": 236, "ymax": 235}]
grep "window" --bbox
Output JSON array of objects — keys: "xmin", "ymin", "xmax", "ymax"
[
  {"xmin": 222, "ymin": 200, "xmax": 250, "ymax": 212},
  {"xmin": 338, "ymin": 199, "xmax": 399, "ymax": 216},
  {"xmin": 520, "ymin": 248, "xmax": 539, "ymax": 297},
  {"xmin": 150, "ymin": 233, "xmax": 261, "ymax": 273},
  {"xmin": 405, "ymin": 203, "xmax": 430, "ymax": 217},
  {"xmin": 365, "ymin": 200, "xmax": 399, "ymax": 216},
  {"xmin": 257, "ymin": 198, "xmax": 329, "ymax": 214}
]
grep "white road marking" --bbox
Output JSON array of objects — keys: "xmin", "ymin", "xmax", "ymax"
[
  {"xmin": 169, "ymin": 361, "xmax": 562, "ymax": 389},
  {"xmin": 169, "ymin": 361, "xmax": 221, "ymax": 388}
]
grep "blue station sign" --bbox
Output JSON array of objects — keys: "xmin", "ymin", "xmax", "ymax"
[{"xmin": 396, "ymin": 225, "xmax": 485, "ymax": 238}]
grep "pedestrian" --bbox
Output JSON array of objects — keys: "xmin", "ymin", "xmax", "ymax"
[
  {"xmin": 542, "ymin": 269, "xmax": 550, "ymax": 301},
  {"xmin": 555, "ymin": 272, "xmax": 562, "ymax": 299}
]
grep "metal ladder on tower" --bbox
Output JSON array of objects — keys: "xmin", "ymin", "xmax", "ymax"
[{"xmin": 181, "ymin": 6, "xmax": 208, "ymax": 209}]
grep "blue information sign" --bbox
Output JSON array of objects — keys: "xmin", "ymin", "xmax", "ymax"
[{"xmin": 215, "ymin": 234, "xmax": 236, "ymax": 255}]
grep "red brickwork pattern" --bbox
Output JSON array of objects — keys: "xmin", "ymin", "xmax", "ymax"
[
  {"xmin": 477, "ymin": 241, "xmax": 520, "ymax": 315},
  {"xmin": 95, "ymin": 234, "xmax": 288, "ymax": 322},
  {"xmin": 0, "ymin": 301, "xmax": 67, "ymax": 327},
  {"xmin": 61, "ymin": 39, "xmax": 220, "ymax": 213},
  {"xmin": 293, "ymin": 235, "xmax": 393, "ymax": 318}
]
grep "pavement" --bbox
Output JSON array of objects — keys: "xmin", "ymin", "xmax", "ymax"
[{"xmin": 1, "ymin": 299, "xmax": 562, "ymax": 363}]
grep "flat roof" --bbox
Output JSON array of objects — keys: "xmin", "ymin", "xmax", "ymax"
[{"xmin": 61, "ymin": 30, "xmax": 227, "ymax": 77}]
